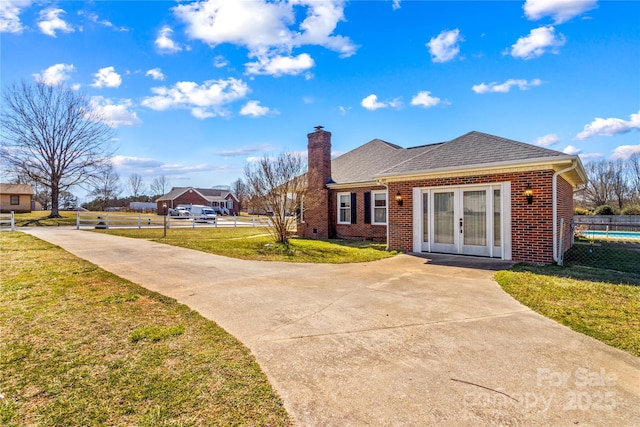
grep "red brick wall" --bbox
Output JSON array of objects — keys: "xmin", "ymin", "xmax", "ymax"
[
  {"xmin": 386, "ymin": 170, "xmax": 557, "ymax": 264},
  {"xmin": 225, "ymin": 194, "xmax": 239, "ymax": 216},
  {"xmin": 556, "ymin": 176, "xmax": 574, "ymax": 257},
  {"xmin": 329, "ymin": 186, "xmax": 388, "ymax": 241},
  {"xmin": 300, "ymin": 128, "xmax": 333, "ymax": 238}
]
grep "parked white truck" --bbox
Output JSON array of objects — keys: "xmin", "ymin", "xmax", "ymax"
[{"xmin": 177, "ymin": 204, "xmax": 217, "ymax": 222}]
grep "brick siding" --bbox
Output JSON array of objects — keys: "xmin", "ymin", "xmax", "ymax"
[{"xmin": 386, "ymin": 170, "xmax": 560, "ymax": 264}]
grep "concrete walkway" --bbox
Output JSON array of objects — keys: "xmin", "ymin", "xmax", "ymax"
[{"xmin": 23, "ymin": 228, "xmax": 640, "ymax": 426}]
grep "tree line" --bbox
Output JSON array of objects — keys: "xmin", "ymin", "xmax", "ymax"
[{"xmin": 577, "ymin": 155, "xmax": 640, "ymax": 214}]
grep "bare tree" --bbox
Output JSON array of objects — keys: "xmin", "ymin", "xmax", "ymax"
[
  {"xmin": 580, "ymin": 160, "xmax": 615, "ymax": 208},
  {"xmin": 88, "ymin": 162, "xmax": 121, "ymax": 211},
  {"xmin": 150, "ymin": 175, "xmax": 170, "ymax": 198},
  {"xmin": 231, "ymin": 178, "xmax": 248, "ymax": 212},
  {"xmin": 629, "ymin": 153, "xmax": 640, "ymax": 204},
  {"xmin": 610, "ymin": 159, "xmax": 630, "ymax": 210},
  {"xmin": 244, "ymin": 152, "xmax": 306, "ymax": 244},
  {"xmin": 127, "ymin": 173, "xmax": 146, "ymax": 199},
  {"xmin": 1, "ymin": 82, "xmax": 114, "ymax": 217}
]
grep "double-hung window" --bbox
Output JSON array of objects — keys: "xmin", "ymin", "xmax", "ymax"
[
  {"xmin": 338, "ymin": 193, "xmax": 351, "ymax": 224},
  {"xmin": 372, "ymin": 191, "xmax": 387, "ymax": 224}
]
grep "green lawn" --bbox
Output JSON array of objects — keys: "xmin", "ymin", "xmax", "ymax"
[
  {"xmin": 0, "ymin": 232, "xmax": 291, "ymax": 426},
  {"xmin": 96, "ymin": 227, "xmax": 396, "ymax": 263},
  {"xmin": 11, "ymin": 210, "xmax": 78, "ymax": 227},
  {"xmin": 495, "ymin": 241, "xmax": 640, "ymax": 356}
]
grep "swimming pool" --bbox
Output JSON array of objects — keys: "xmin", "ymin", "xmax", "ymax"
[{"xmin": 580, "ymin": 230, "xmax": 640, "ymax": 240}]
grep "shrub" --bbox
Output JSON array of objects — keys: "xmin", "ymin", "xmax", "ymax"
[
  {"xmin": 574, "ymin": 207, "xmax": 592, "ymax": 215},
  {"xmin": 621, "ymin": 205, "xmax": 640, "ymax": 215},
  {"xmin": 594, "ymin": 205, "xmax": 617, "ymax": 215}
]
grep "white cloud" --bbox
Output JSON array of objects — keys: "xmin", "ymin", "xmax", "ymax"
[
  {"xmin": 562, "ymin": 145, "xmax": 582, "ymax": 155},
  {"xmin": 524, "ymin": 0, "xmax": 598, "ymax": 24},
  {"xmin": 141, "ymin": 78, "xmax": 250, "ymax": 119},
  {"xmin": 338, "ymin": 106, "xmax": 351, "ymax": 115},
  {"xmin": 245, "ymin": 53, "xmax": 314, "ymax": 76},
  {"xmin": 0, "ymin": 0, "xmax": 32, "ymax": 33},
  {"xmin": 90, "ymin": 97, "xmax": 140, "ymax": 127},
  {"xmin": 217, "ymin": 144, "xmax": 276, "ymax": 156},
  {"xmin": 173, "ymin": 0, "xmax": 357, "ymax": 76},
  {"xmin": 38, "ymin": 7, "xmax": 74, "ymax": 37},
  {"xmin": 361, "ymin": 94, "xmax": 386, "ymax": 111},
  {"xmin": 33, "ymin": 63, "xmax": 75, "ymax": 86},
  {"xmin": 213, "ymin": 55, "xmax": 229, "ymax": 68},
  {"xmin": 111, "ymin": 155, "xmax": 214, "ymax": 177},
  {"xmin": 112, "ymin": 155, "xmax": 163, "ymax": 170},
  {"xmin": 392, "ymin": 0, "xmax": 401, "ymax": 11},
  {"xmin": 533, "ymin": 133, "xmax": 559, "ymax": 147},
  {"xmin": 155, "ymin": 25, "xmax": 182, "ymax": 53},
  {"xmin": 240, "ymin": 100, "xmax": 275, "ymax": 117},
  {"xmin": 82, "ymin": 11, "xmax": 128, "ymax": 31},
  {"xmin": 91, "ymin": 66, "xmax": 122, "ymax": 88},
  {"xmin": 427, "ymin": 29, "xmax": 463, "ymax": 63},
  {"xmin": 472, "ymin": 78, "xmax": 542, "ymax": 94},
  {"xmin": 510, "ymin": 26, "xmax": 565, "ymax": 59},
  {"xmin": 611, "ymin": 145, "xmax": 640, "ymax": 160},
  {"xmin": 578, "ymin": 152, "xmax": 604, "ymax": 161},
  {"xmin": 145, "ymin": 68, "xmax": 166, "ymax": 81},
  {"xmin": 410, "ymin": 91, "xmax": 442, "ymax": 108},
  {"xmin": 575, "ymin": 110, "xmax": 640, "ymax": 140}
]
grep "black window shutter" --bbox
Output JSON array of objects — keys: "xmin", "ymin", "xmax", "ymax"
[
  {"xmin": 351, "ymin": 192, "xmax": 357, "ymax": 224},
  {"xmin": 364, "ymin": 192, "xmax": 371, "ymax": 224}
]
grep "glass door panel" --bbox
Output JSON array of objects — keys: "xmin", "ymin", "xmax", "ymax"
[
  {"xmin": 461, "ymin": 189, "xmax": 490, "ymax": 256},
  {"xmin": 434, "ymin": 192, "xmax": 454, "ymax": 244}
]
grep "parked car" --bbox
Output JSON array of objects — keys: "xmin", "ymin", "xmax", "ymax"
[
  {"xmin": 168, "ymin": 208, "xmax": 190, "ymax": 217},
  {"xmin": 177, "ymin": 205, "xmax": 217, "ymax": 222}
]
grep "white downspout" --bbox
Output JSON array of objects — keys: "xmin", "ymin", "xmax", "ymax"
[{"xmin": 553, "ymin": 161, "xmax": 578, "ymax": 263}]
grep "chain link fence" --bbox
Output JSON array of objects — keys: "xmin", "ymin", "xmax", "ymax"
[{"xmin": 559, "ymin": 217, "xmax": 640, "ymax": 281}]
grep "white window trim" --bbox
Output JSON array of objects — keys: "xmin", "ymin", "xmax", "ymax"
[
  {"xmin": 371, "ymin": 190, "xmax": 387, "ymax": 225},
  {"xmin": 337, "ymin": 192, "xmax": 351, "ymax": 225}
]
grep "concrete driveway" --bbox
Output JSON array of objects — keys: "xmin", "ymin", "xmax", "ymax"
[{"xmin": 23, "ymin": 228, "xmax": 640, "ymax": 426}]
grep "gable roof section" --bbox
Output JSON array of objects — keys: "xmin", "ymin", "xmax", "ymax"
[
  {"xmin": 330, "ymin": 139, "xmax": 438, "ymax": 185},
  {"xmin": 156, "ymin": 187, "xmax": 237, "ymax": 203},
  {"xmin": 326, "ymin": 131, "xmax": 587, "ymax": 187},
  {"xmin": 377, "ymin": 131, "xmax": 569, "ymax": 178},
  {"xmin": 0, "ymin": 183, "xmax": 34, "ymax": 195}
]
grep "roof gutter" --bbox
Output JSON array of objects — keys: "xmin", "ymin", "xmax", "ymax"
[{"xmin": 553, "ymin": 159, "xmax": 579, "ymax": 264}]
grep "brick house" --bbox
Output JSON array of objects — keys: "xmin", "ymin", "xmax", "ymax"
[
  {"xmin": 298, "ymin": 127, "xmax": 587, "ymax": 264},
  {"xmin": 0, "ymin": 183, "xmax": 34, "ymax": 213},
  {"xmin": 156, "ymin": 187, "xmax": 239, "ymax": 216}
]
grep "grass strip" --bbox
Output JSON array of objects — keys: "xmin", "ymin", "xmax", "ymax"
[
  {"xmin": 495, "ymin": 263, "xmax": 640, "ymax": 357},
  {"xmin": 0, "ymin": 232, "xmax": 291, "ymax": 426},
  {"xmin": 96, "ymin": 227, "xmax": 396, "ymax": 263}
]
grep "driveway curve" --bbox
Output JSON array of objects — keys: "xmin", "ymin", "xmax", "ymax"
[{"xmin": 23, "ymin": 228, "xmax": 640, "ymax": 426}]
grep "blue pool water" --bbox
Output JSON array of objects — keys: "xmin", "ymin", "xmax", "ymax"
[{"xmin": 581, "ymin": 231, "xmax": 640, "ymax": 240}]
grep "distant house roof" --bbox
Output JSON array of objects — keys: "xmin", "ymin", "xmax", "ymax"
[
  {"xmin": 328, "ymin": 131, "xmax": 586, "ymax": 186},
  {"xmin": 0, "ymin": 183, "xmax": 34, "ymax": 195},
  {"xmin": 156, "ymin": 187, "xmax": 238, "ymax": 203}
]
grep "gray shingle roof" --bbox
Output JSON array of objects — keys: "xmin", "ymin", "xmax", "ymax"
[
  {"xmin": 328, "ymin": 131, "xmax": 572, "ymax": 185},
  {"xmin": 331, "ymin": 139, "xmax": 439, "ymax": 184},
  {"xmin": 156, "ymin": 187, "xmax": 236, "ymax": 202},
  {"xmin": 377, "ymin": 131, "xmax": 568, "ymax": 177}
]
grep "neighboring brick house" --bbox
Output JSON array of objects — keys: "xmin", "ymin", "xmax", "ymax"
[
  {"xmin": 299, "ymin": 127, "xmax": 588, "ymax": 264},
  {"xmin": 156, "ymin": 187, "xmax": 239, "ymax": 215},
  {"xmin": 0, "ymin": 183, "xmax": 34, "ymax": 213}
]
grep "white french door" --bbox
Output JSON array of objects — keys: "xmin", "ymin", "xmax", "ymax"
[{"xmin": 420, "ymin": 185, "xmax": 505, "ymax": 258}]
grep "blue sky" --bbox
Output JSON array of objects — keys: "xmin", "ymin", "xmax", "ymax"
[{"xmin": 2, "ymin": 0, "xmax": 639, "ymax": 201}]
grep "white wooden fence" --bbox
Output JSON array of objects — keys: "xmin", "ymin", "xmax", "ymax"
[
  {"xmin": 76, "ymin": 212, "xmax": 272, "ymax": 230},
  {"xmin": 0, "ymin": 211, "xmax": 15, "ymax": 231}
]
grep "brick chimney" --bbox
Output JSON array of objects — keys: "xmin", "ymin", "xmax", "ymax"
[{"xmin": 302, "ymin": 126, "xmax": 332, "ymax": 239}]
